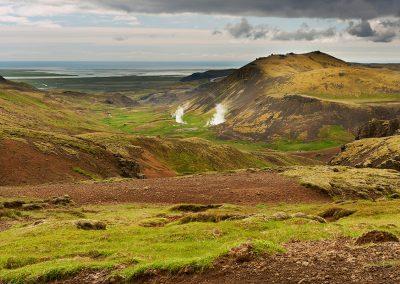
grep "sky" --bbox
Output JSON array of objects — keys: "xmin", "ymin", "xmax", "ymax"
[{"xmin": 0, "ymin": 0, "xmax": 399, "ymax": 62}]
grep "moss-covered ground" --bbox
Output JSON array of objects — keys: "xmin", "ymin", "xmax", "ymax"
[{"xmin": 1, "ymin": 198, "xmax": 400, "ymax": 283}]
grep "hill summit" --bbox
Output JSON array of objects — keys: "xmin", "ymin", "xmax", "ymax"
[{"xmin": 189, "ymin": 51, "xmax": 400, "ymax": 142}]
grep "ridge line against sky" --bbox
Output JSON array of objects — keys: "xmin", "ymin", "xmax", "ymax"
[{"xmin": 0, "ymin": 0, "xmax": 399, "ymax": 62}]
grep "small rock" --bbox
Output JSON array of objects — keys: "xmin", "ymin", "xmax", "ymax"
[
  {"xmin": 50, "ymin": 195, "xmax": 72, "ymax": 206},
  {"xmin": 308, "ymin": 215, "xmax": 327, "ymax": 224},
  {"xmin": 228, "ymin": 242, "xmax": 254, "ymax": 263},
  {"xmin": 75, "ymin": 220, "xmax": 107, "ymax": 230},
  {"xmin": 272, "ymin": 212, "xmax": 291, "ymax": 221},
  {"xmin": 292, "ymin": 212, "xmax": 308, "ymax": 218}
]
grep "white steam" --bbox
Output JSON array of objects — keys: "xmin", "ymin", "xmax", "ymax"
[
  {"xmin": 173, "ymin": 105, "xmax": 186, "ymax": 124},
  {"xmin": 207, "ymin": 104, "xmax": 227, "ymax": 126}
]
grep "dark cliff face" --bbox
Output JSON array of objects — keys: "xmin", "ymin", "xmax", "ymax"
[
  {"xmin": 356, "ymin": 118, "xmax": 400, "ymax": 139},
  {"xmin": 180, "ymin": 69, "xmax": 236, "ymax": 82},
  {"xmin": 0, "ymin": 75, "xmax": 7, "ymax": 83}
]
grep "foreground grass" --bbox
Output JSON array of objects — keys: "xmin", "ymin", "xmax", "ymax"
[{"xmin": 1, "ymin": 199, "xmax": 400, "ymax": 283}]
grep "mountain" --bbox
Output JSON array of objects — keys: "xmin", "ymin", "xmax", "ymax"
[
  {"xmin": 189, "ymin": 51, "xmax": 400, "ymax": 142},
  {"xmin": 180, "ymin": 69, "xmax": 236, "ymax": 82}
]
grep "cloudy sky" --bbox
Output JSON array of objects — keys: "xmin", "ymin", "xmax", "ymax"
[{"xmin": 0, "ymin": 0, "xmax": 400, "ymax": 62}]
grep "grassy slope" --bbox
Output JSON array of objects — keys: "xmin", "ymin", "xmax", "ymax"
[
  {"xmin": 79, "ymin": 133, "xmax": 269, "ymax": 174},
  {"xmin": 0, "ymin": 87, "xmax": 106, "ymax": 134},
  {"xmin": 1, "ymin": 199, "xmax": 400, "ymax": 282},
  {"xmin": 266, "ymin": 125, "xmax": 355, "ymax": 151}
]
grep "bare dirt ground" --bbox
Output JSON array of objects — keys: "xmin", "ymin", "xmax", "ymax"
[
  {"xmin": 0, "ymin": 139, "xmax": 121, "ymax": 186},
  {"xmin": 145, "ymin": 238, "xmax": 400, "ymax": 284},
  {"xmin": 295, "ymin": 147, "xmax": 341, "ymax": 164},
  {"xmin": 0, "ymin": 171, "xmax": 330, "ymax": 205}
]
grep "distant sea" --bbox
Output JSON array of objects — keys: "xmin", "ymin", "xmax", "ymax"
[{"xmin": 0, "ymin": 61, "xmax": 244, "ymax": 79}]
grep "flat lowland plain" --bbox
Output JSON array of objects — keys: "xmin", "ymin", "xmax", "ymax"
[{"xmin": 1, "ymin": 170, "xmax": 400, "ymax": 283}]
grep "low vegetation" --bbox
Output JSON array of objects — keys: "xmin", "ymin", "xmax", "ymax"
[
  {"xmin": 282, "ymin": 166, "xmax": 400, "ymax": 200},
  {"xmin": 1, "ymin": 198, "xmax": 400, "ymax": 283}
]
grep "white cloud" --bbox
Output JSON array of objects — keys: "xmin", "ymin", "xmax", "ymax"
[
  {"xmin": 0, "ymin": 1, "xmax": 140, "ymax": 27},
  {"xmin": 113, "ymin": 14, "xmax": 140, "ymax": 26}
]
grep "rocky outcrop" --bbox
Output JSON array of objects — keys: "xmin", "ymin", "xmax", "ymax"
[
  {"xmin": 330, "ymin": 135, "xmax": 400, "ymax": 171},
  {"xmin": 0, "ymin": 75, "xmax": 6, "ymax": 83},
  {"xmin": 113, "ymin": 154, "xmax": 145, "ymax": 179},
  {"xmin": 356, "ymin": 118, "xmax": 400, "ymax": 139}
]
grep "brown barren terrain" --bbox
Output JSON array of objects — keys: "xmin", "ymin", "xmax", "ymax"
[
  {"xmin": 145, "ymin": 239, "xmax": 400, "ymax": 284},
  {"xmin": 0, "ymin": 171, "xmax": 330, "ymax": 205}
]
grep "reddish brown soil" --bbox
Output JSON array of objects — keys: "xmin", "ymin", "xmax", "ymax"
[
  {"xmin": 137, "ymin": 149, "xmax": 175, "ymax": 178},
  {"xmin": 0, "ymin": 139, "xmax": 125, "ymax": 186},
  {"xmin": 146, "ymin": 238, "xmax": 400, "ymax": 284},
  {"xmin": 0, "ymin": 171, "xmax": 330, "ymax": 205},
  {"xmin": 0, "ymin": 139, "xmax": 84, "ymax": 186}
]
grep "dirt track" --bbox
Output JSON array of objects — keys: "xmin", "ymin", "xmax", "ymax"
[{"xmin": 0, "ymin": 171, "xmax": 330, "ymax": 205}]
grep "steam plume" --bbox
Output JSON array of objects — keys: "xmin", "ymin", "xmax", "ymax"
[
  {"xmin": 207, "ymin": 103, "xmax": 226, "ymax": 126},
  {"xmin": 173, "ymin": 105, "xmax": 186, "ymax": 124}
]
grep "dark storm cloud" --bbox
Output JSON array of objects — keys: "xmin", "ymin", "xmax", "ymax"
[
  {"xmin": 346, "ymin": 19, "xmax": 400, "ymax": 42},
  {"xmin": 92, "ymin": 0, "xmax": 400, "ymax": 20},
  {"xmin": 347, "ymin": 20, "xmax": 375, "ymax": 37}
]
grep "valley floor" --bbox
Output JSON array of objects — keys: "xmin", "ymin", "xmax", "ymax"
[{"xmin": 0, "ymin": 171, "xmax": 329, "ymax": 205}]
